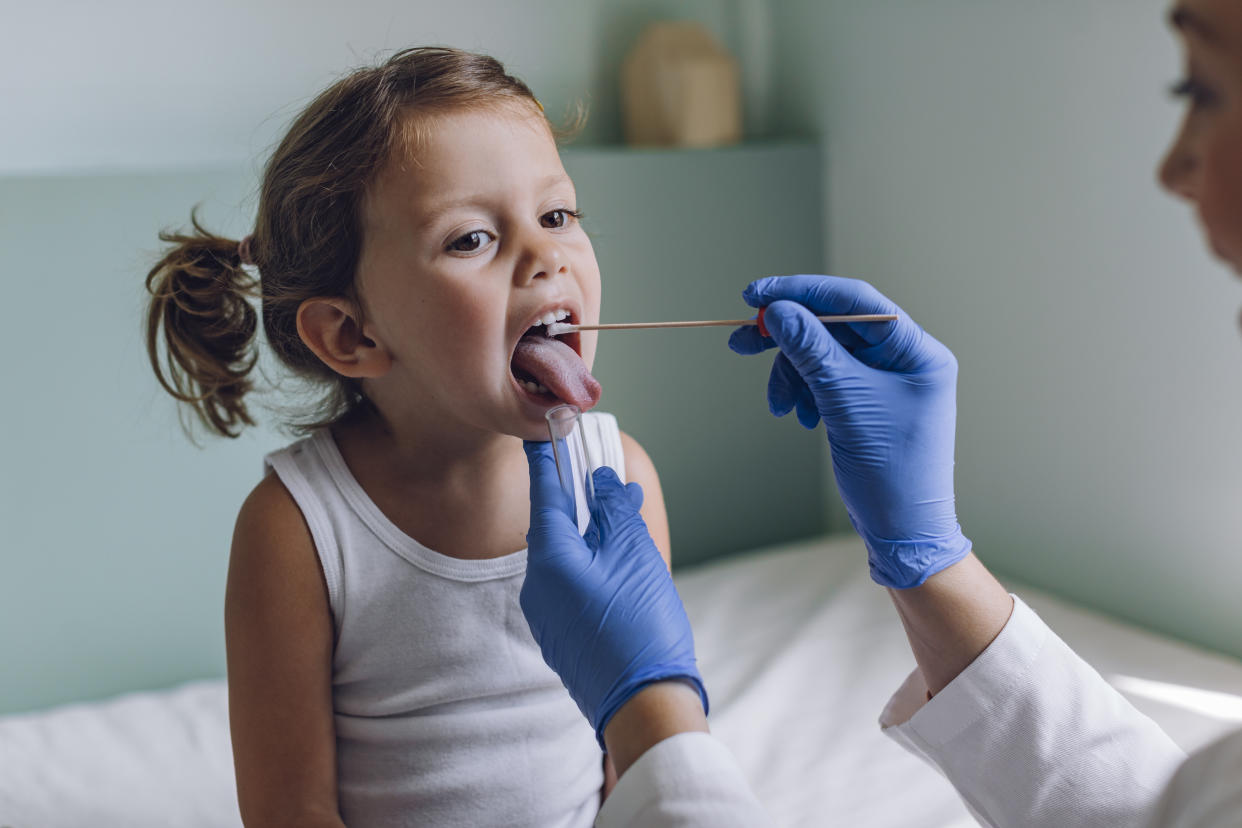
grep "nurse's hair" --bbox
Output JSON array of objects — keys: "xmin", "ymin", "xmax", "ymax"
[{"xmin": 145, "ymin": 47, "xmax": 560, "ymax": 439}]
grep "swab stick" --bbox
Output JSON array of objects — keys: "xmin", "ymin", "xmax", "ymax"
[{"xmin": 545, "ymin": 310, "xmax": 897, "ymax": 338}]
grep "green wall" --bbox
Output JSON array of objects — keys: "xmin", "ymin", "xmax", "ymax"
[
  {"xmin": 565, "ymin": 144, "xmax": 830, "ymax": 562},
  {"xmin": 768, "ymin": 1, "xmax": 1242, "ymax": 661},
  {"xmin": 6, "ymin": 0, "xmax": 764, "ymax": 174},
  {"xmin": 0, "ymin": 143, "xmax": 826, "ymax": 715}
]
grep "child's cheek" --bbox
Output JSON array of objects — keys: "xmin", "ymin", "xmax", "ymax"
[
  {"xmin": 580, "ymin": 330, "xmax": 599, "ymax": 373},
  {"xmin": 579, "ymin": 261, "xmax": 603, "ymax": 371},
  {"xmin": 579, "ymin": 281, "xmax": 602, "ymax": 366}
]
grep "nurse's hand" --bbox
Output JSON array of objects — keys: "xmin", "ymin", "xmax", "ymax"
[
  {"xmin": 729, "ymin": 275, "xmax": 971, "ymax": 589},
  {"xmin": 521, "ymin": 441, "xmax": 708, "ymax": 747}
]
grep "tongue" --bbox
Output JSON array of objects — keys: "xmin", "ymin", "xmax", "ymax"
[{"xmin": 512, "ymin": 335, "xmax": 602, "ymax": 410}]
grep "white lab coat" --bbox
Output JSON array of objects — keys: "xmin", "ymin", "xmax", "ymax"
[{"xmin": 595, "ymin": 596, "xmax": 1242, "ymax": 827}]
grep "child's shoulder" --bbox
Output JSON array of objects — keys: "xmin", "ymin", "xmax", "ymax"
[
  {"xmin": 235, "ymin": 428, "xmax": 326, "ymax": 567},
  {"xmin": 232, "ymin": 470, "xmax": 314, "ymax": 563},
  {"xmin": 227, "ymin": 468, "xmax": 330, "ymax": 629}
]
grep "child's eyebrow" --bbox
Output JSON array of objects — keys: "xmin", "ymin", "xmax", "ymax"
[
  {"xmin": 539, "ymin": 172, "xmax": 574, "ymax": 191},
  {"xmin": 417, "ymin": 196, "xmax": 485, "ymax": 228}
]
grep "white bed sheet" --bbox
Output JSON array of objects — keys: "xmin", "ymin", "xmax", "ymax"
[
  {"xmin": 683, "ymin": 535, "xmax": 1242, "ymax": 828},
  {"xmin": 3, "ymin": 534, "xmax": 1241, "ymax": 827}
]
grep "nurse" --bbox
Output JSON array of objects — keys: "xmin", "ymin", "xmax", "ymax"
[{"xmin": 521, "ymin": 0, "xmax": 1242, "ymax": 825}]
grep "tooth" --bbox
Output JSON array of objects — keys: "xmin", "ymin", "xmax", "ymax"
[
  {"xmin": 541, "ymin": 312, "xmax": 557, "ymax": 326},
  {"xmin": 555, "ymin": 309, "xmax": 569, "ymax": 321},
  {"xmin": 536, "ymin": 384, "xmax": 549, "ymax": 394}
]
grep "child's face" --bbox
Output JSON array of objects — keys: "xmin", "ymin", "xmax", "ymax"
[
  {"xmin": 1160, "ymin": 0, "xmax": 1242, "ymax": 273},
  {"xmin": 356, "ymin": 103, "xmax": 602, "ymax": 441}
]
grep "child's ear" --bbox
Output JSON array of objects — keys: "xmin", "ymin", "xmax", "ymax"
[{"xmin": 296, "ymin": 297, "xmax": 392, "ymax": 379}]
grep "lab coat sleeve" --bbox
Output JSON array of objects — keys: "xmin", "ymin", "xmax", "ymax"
[
  {"xmin": 594, "ymin": 732, "xmax": 773, "ymax": 828},
  {"xmin": 879, "ymin": 596, "xmax": 1187, "ymax": 828},
  {"xmin": 1143, "ymin": 728, "xmax": 1242, "ymax": 828}
]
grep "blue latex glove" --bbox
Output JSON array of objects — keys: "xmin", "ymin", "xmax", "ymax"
[
  {"xmin": 521, "ymin": 440, "xmax": 707, "ymax": 746},
  {"xmin": 728, "ymin": 275, "xmax": 971, "ymax": 589}
]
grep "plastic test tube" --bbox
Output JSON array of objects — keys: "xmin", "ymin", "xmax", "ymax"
[{"xmin": 545, "ymin": 403, "xmax": 596, "ymax": 514}]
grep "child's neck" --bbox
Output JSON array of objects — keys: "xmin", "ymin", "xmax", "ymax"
[{"xmin": 329, "ymin": 405, "xmax": 533, "ymax": 560}]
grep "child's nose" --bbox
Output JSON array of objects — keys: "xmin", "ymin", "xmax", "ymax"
[{"xmin": 514, "ymin": 231, "xmax": 567, "ymax": 285}]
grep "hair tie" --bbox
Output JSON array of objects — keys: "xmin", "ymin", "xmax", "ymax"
[{"xmin": 237, "ymin": 235, "xmax": 255, "ymax": 266}]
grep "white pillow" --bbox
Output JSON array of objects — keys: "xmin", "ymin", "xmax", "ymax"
[{"xmin": 0, "ymin": 680, "xmax": 239, "ymax": 828}]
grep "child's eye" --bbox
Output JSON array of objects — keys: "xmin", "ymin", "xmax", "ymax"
[
  {"xmin": 447, "ymin": 229, "xmax": 495, "ymax": 253},
  {"xmin": 540, "ymin": 209, "xmax": 582, "ymax": 229},
  {"xmin": 1170, "ymin": 77, "xmax": 1220, "ymax": 109}
]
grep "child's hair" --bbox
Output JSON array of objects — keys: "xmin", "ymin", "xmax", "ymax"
[{"xmin": 146, "ymin": 47, "xmax": 552, "ymax": 439}]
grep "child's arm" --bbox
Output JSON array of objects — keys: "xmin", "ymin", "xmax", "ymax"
[
  {"xmin": 225, "ymin": 473, "xmax": 344, "ymax": 828},
  {"xmin": 618, "ymin": 431, "xmax": 671, "ymax": 570}
]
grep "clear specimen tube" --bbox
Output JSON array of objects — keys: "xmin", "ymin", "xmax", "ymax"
[{"xmin": 544, "ymin": 403, "xmax": 596, "ymax": 515}]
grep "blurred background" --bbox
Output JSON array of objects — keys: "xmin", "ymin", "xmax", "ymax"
[{"xmin": 3, "ymin": 0, "xmax": 1241, "ymax": 716}]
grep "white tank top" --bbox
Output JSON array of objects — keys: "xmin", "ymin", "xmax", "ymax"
[{"xmin": 262, "ymin": 413, "xmax": 625, "ymax": 828}]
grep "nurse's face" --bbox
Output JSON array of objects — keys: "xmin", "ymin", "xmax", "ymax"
[{"xmin": 1159, "ymin": 0, "xmax": 1242, "ymax": 272}]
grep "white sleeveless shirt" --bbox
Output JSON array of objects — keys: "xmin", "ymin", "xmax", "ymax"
[{"xmin": 261, "ymin": 413, "xmax": 625, "ymax": 828}]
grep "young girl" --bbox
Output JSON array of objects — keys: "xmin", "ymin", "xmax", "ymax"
[{"xmin": 144, "ymin": 47, "xmax": 671, "ymax": 827}]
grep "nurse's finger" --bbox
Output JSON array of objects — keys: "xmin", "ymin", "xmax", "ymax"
[
  {"xmin": 523, "ymin": 440, "xmax": 576, "ymax": 521},
  {"xmin": 728, "ymin": 322, "xmax": 774, "ymax": 355},
  {"xmin": 743, "ymin": 275, "xmax": 907, "ymax": 349},
  {"xmin": 758, "ymin": 283, "xmax": 942, "ymax": 375},
  {"xmin": 766, "ymin": 351, "xmax": 802, "ymax": 418},
  {"xmin": 764, "ymin": 300, "xmax": 860, "ymax": 383}
]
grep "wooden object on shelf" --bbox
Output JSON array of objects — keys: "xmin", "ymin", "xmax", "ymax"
[{"xmin": 621, "ymin": 21, "xmax": 742, "ymax": 148}]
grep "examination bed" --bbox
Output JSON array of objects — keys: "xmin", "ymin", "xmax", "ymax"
[{"xmin": 3, "ymin": 534, "xmax": 1241, "ymax": 827}]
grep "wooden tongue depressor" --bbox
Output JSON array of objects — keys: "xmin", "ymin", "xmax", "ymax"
[{"xmin": 544, "ymin": 307, "xmax": 898, "ymax": 338}]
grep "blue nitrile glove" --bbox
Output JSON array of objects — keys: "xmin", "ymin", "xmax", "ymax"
[
  {"xmin": 728, "ymin": 275, "xmax": 972, "ymax": 589},
  {"xmin": 521, "ymin": 440, "xmax": 707, "ymax": 747}
]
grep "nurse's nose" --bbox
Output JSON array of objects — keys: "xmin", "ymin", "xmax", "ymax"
[{"xmin": 1158, "ymin": 127, "xmax": 1198, "ymax": 202}]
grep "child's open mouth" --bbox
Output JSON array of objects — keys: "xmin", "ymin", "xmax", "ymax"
[{"xmin": 510, "ymin": 310, "xmax": 602, "ymax": 410}]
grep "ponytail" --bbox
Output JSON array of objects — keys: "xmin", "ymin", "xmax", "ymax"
[{"xmin": 145, "ymin": 209, "xmax": 260, "ymax": 438}]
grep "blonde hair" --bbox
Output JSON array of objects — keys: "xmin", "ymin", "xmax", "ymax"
[{"xmin": 146, "ymin": 47, "xmax": 553, "ymax": 438}]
